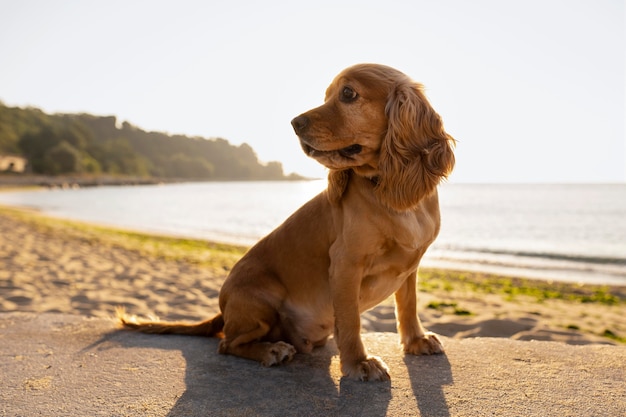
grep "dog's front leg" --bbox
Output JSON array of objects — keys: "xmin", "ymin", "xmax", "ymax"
[
  {"xmin": 395, "ymin": 271, "xmax": 444, "ymax": 355},
  {"xmin": 330, "ymin": 259, "xmax": 390, "ymax": 382}
]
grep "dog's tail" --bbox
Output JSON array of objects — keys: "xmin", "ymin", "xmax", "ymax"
[{"xmin": 116, "ymin": 307, "xmax": 224, "ymax": 338}]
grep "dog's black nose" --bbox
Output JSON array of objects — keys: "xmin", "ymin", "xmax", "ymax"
[{"xmin": 291, "ymin": 115, "xmax": 309, "ymax": 134}]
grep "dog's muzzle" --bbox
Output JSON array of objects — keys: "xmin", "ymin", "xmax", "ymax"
[{"xmin": 291, "ymin": 115, "xmax": 363, "ymax": 158}]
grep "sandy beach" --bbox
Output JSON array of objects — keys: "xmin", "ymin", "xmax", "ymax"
[{"xmin": 1, "ymin": 205, "xmax": 624, "ymax": 347}]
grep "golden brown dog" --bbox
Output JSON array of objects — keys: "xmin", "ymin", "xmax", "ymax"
[{"xmin": 119, "ymin": 63, "xmax": 455, "ymax": 381}]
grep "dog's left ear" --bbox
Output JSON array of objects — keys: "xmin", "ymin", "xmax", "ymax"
[{"xmin": 376, "ymin": 82, "xmax": 456, "ymax": 211}]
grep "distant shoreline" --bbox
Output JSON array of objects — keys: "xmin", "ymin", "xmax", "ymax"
[
  {"xmin": 0, "ymin": 174, "xmax": 165, "ymax": 189},
  {"xmin": 0, "ymin": 174, "xmax": 317, "ymax": 189},
  {"xmin": 1, "ymin": 180, "xmax": 624, "ymax": 287}
]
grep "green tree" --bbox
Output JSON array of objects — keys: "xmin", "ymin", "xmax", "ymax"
[
  {"xmin": 43, "ymin": 141, "xmax": 81, "ymax": 174},
  {"xmin": 81, "ymin": 155, "xmax": 102, "ymax": 174},
  {"xmin": 98, "ymin": 138, "xmax": 150, "ymax": 176},
  {"xmin": 19, "ymin": 126, "xmax": 61, "ymax": 173},
  {"xmin": 166, "ymin": 153, "xmax": 214, "ymax": 178}
]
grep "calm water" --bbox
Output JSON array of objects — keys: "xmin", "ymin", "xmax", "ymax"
[{"xmin": 1, "ymin": 181, "xmax": 625, "ymax": 285}]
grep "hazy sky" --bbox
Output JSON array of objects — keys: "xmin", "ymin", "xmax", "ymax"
[{"xmin": 0, "ymin": 0, "xmax": 624, "ymax": 183}]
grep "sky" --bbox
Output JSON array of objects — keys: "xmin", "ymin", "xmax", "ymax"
[{"xmin": 0, "ymin": 0, "xmax": 624, "ymax": 183}]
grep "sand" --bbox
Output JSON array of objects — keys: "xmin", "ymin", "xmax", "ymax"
[{"xmin": 0, "ymin": 206, "xmax": 624, "ymax": 347}]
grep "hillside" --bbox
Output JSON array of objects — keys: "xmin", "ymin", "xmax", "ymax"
[{"xmin": 0, "ymin": 103, "xmax": 302, "ymax": 181}]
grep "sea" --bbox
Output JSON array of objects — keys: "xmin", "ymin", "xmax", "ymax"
[{"xmin": 1, "ymin": 181, "xmax": 624, "ymax": 286}]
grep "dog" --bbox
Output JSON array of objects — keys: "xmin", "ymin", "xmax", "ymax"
[{"xmin": 119, "ymin": 63, "xmax": 455, "ymax": 381}]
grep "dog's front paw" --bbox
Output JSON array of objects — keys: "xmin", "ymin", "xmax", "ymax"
[
  {"xmin": 342, "ymin": 356, "xmax": 390, "ymax": 382},
  {"xmin": 261, "ymin": 341, "xmax": 296, "ymax": 367},
  {"xmin": 403, "ymin": 332, "xmax": 445, "ymax": 355}
]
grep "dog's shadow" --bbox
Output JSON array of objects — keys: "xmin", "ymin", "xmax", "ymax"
[{"xmin": 89, "ymin": 330, "xmax": 452, "ymax": 416}]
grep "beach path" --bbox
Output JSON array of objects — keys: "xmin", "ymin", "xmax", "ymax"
[{"xmin": 2, "ymin": 312, "xmax": 624, "ymax": 416}]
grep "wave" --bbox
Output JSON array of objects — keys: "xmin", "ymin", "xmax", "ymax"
[
  {"xmin": 436, "ymin": 245, "xmax": 626, "ymax": 267},
  {"xmin": 424, "ymin": 245, "xmax": 626, "ymax": 285}
]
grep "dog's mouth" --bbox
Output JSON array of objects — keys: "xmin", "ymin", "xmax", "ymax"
[{"xmin": 300, "ymin": 141, "xmax": 363, "ymax": 159}]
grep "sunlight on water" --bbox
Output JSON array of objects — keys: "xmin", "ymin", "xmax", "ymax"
[
  {"xmin": 428, "ymin": 183, "xmax": 626, "ymax": 284},
  {"xmin": 0, "ymin": 181, "xmax": 624, "ymax": 284},
  {"xmin": 0, "ymin": 180, "xmax": 327, "ymax": 245}
]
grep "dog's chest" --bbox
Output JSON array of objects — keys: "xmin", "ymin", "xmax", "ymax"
[
  {"xmin": 357, "ymin": 243, "xmax": 419, "ymax": 308},
  {"xmin": 387, "ymin": 208, "xmax": 438, "ymax": 250},
  {"xmin": 357, "ymin": 210, "xmax": 438, "ymax": 310}
]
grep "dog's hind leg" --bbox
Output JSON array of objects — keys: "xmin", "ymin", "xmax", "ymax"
[
  {"xmin": 218, "ymin": 319, "xmax": 296, "ymax": 366},
  {"xmin": 217, "ymin": 292, "xmax": 296, "ymax": 366}
]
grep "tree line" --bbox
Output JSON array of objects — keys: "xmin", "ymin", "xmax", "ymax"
[{"xmin": 0, "ymin": 102, "xmax": 302, "ymax": 180}]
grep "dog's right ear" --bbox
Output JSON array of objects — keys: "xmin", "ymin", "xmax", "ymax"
[{"xmin": 326, "ymin": 170, "xmax": 350, "ymax": 203}]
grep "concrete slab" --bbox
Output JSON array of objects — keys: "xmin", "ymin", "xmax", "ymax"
[{"xmin": 1, "ymin": 313, "xmax": 624, "ymax": 416}]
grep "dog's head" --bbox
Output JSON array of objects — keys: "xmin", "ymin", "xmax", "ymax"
[{"xmin": 291, "ymin": 63, "xmax": 455, "ymax": 211}]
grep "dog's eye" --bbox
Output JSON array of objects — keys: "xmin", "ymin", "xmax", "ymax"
[{"xmin": 340, "ymin": 86, "xmax": 358, "ymax": 103}]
